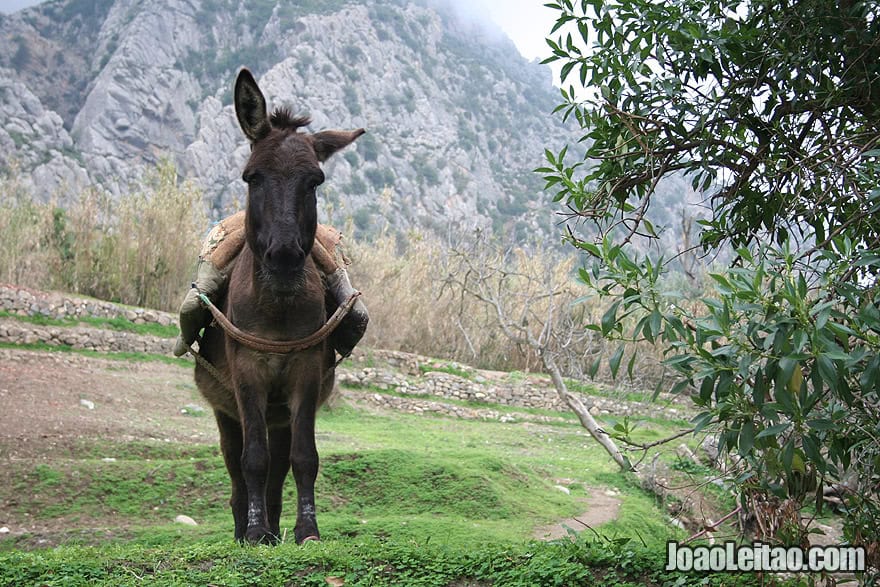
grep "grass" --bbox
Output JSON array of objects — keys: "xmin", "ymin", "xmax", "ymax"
[
  {"xmin": 0, "ymin": 310, "xmax": 179, "ymax": 338},
  {"xmin": 344, "ymin": 383, "xmax": 693, "ymax": 431},
  {"xmin": 0, "ymin": 401, "xmax": 691, "ymax": 537},
  {"xmin": 0, "ymin": 537, "xmax": 803, "ymax": 587},
  {"xmin": 0, "ymin": 345, "xmax": 793, "ymax": 586},
  {"xmin": 418, "ymin": 361, "xmax": 472, "ymax": 379}
]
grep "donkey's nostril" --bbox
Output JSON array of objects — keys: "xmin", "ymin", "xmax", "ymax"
[{"xmin": 264, "ymin": 244, "xmax": 305, "ymax": 273}]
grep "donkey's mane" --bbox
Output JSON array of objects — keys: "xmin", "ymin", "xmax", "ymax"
[{"xmin": 271, "ymin": 107, "xmax": 311, "ymax": 131}]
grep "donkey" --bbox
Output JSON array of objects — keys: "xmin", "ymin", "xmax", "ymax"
[{"xmin": 195, "ymin": 68, "xmax": 364, "ymax": 544}]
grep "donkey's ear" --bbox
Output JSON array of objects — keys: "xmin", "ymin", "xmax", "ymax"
[
  {"xmin": 234, "ymin": 68, "xmax": 271, "ymax": 142},
  {"xmin": 312, "ymin": 128, "xmax": 366, "ymax": 162}
]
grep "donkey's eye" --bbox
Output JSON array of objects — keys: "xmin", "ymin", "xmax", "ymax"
[
  {"xmin": 309, "ymin": 171, "xmax": 325, "ymax": 189},
  {"xmin": 243, "ymin": 172, "xmax": 264, "ymax": 187}
]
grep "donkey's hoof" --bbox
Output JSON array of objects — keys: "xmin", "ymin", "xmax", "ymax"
[
  {"xmin": 245, "ymin": 527, "xmax": 279, "ymax": 545},
  {"xmin": 294, "ymin": 523, "xmax": 320, "ymax": 544}
]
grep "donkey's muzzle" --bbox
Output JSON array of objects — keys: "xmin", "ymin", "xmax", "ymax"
[{"xmin": 264, "ymin": 243, "xmax": 306, "ymax": 276}]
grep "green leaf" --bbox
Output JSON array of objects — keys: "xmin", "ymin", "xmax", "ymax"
[
  {"xmin": 699, "ymin": 375, "xmax": 715, "ymax": 403},
  {"xmin": 802, "ymin": 435, "xmax": 826, "ymax": 474},
  {"xmin": 739, "ymin": 421, "xmax": 755, "ymax": 456},
  {"xmin": 587, "ymin": 354, "xmax": 601, "ymax": 378},
  {"xmin": 806, "ymin": 418, "xmax": 837, "ymax": 431},
  {"xmin": 609, "ymin": 344, "xmax": 625, "ymax": 378},
  {"xmin": 670, "ymin": 379, "xmax": 690, "ymax": 396},
  {"xmin": 600, "ymin": 299, "xmax": 620, "ymax": 336},
  {"xmin": 781, "ymin": 439, "xmax": 795, "ymax": 473},
  {"xmin": 691, "ymin": 411, "xmax": 714, "ymax": 433},
  {"xmin": 756, "ymin": 422, "xmax": 791, "ymax": 439}
]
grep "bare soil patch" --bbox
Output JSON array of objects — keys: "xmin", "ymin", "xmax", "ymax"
[
  {"xmin": 0, "ymin": 348, "xmax": 217, "ymax": 461},
  {"xmin": 533, "ymin": 490, "xmax": 622, "ymax": 540}
]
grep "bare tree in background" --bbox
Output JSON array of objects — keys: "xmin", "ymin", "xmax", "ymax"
[{"xmin": 441, "ymin": 233, "xmax": 633, "ymax": 472}]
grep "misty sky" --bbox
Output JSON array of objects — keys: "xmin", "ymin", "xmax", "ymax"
[{"xmin": 0, "ymin": 0, "xmax": 557, "ymax": 61}]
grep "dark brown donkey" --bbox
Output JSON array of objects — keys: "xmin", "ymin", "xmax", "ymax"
[{"xmin": 195, "ymin": 68, "xmax": 364, "ymax": 544}]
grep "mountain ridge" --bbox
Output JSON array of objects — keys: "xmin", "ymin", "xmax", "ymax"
[{"xmin": 1, "ymin": 0, "xmax": 576, "ymax": 240}]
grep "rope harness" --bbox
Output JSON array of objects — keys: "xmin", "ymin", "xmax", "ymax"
[{"xmin": 186, "ymin": 290, "xmax": 361, "ymax": 392}]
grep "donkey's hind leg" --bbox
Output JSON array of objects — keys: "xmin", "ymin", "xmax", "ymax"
[
  {"xmin": 214, "ymin": 410, "xmax": 247, "ymax": 541},
  {"xmin": 266, "ymin": 425, "xmax": 292, "ymax": 540}
]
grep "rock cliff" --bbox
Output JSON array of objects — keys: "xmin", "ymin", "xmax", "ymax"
[{"xmin": 1, "ymin": 0, "xmax": 575, "ymax": 239}]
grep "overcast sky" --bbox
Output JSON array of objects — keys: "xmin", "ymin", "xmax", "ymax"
[{"xmin": 0, "ymin": 0, "xmax": 557, "ymax": 61}]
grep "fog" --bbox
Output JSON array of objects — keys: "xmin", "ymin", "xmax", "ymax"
[
  {"xmin": 440, "ymin": 0, "xmax": 556, "ymax": 61},
  {"xmin": 0, "ymin": 0, "xmax": 43, "ymax": 14}
]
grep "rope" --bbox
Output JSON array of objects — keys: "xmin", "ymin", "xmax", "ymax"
[
  {"xmin": 188, "ymin": 342, "xmax": 232, "ymax": 392},
  {"xmin": 186, "ymin": 291, "xmax": 361, "ymax": 392},
  {"xmin": 198, "ymin": 291, "xmax": 360, "ymax": 354}
]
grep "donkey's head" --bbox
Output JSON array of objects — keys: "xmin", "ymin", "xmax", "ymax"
[{"xmin": 234, "ymin": 68, "xmax": 364, "ymax": 291}]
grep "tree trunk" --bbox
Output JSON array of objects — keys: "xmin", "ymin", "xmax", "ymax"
[{"xmin": 541, "ymin": 351, "xmax": 633, "ymax": 472}]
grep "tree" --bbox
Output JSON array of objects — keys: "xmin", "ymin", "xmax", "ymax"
[
  {"xmin": 542, "ymin": 0, "xmax": 880, "ymax": 252},
  {"xmin": 441, "ymin": 234, "xmax": 634, "ymax": 472},
  {"xmin": 540, "ymin": 0, "xmax": 880, "ymax": 559}
]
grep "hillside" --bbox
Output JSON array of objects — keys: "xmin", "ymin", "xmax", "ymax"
[
  {"xmin": 0, "ymin": 283, "xmax": 777, "ymax": 586},
  {"xmin": 0, "ymin": 0, "xmax": 581, "ymax": 240}
]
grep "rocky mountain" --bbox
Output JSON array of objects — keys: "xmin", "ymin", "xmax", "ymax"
[{"xmin": 0, "ymin": 0, "xmax": 579, "ymax": 240}]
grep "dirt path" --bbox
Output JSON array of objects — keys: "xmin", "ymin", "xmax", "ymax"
[{"xmin": 533, "ymin": 490, "xmax": 622, "ymax": 540}]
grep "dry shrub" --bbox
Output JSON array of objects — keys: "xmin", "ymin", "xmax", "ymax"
[
  {"xmin": 0, "ymin": 159, "xmax": 208, "ymax": 311},
  {"xmin": 347, "ymin": 229, "xmax": 588, "ymax": 374},
  {"xmin": 0, "ymin": 158, "xmax": 678, "ymax": 390},
  {"xmin": 84, "ymin": 160, "xmax": 207, "ymax": 310},
  {"xmin": 345, "ymin": 230, "xmax": 478, "ymax": 364},
  {"xmin": 345, "ymin": 228, "xmax": 685, "ymax": 389},
  {"xmin": 0, "ymin": 168, "xmax": 60, "ymax": 288}
]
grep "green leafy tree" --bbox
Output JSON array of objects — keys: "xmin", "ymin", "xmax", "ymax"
[{"xmin": 540, "ymin": 0, "xmax": 880, "ymax": 557}]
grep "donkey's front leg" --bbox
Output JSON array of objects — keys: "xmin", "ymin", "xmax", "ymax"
[
  {"xmin": 235, "ymin": 380, "xmax": 275, "ymax": 544},
  {"xmin": 290, "ymin": 383, "xmax": 321, "ymax": 543}
]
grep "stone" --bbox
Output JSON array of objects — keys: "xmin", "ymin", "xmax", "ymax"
[
  {"xmin": 79, "ymin": 399, "xmax": 95, "ymax": 410},
  {"xmin": 174, "ymin": 515, "xmax": 198, "ymax": 526},
  {"xmin": 181, "ymin": 403, "xmax": 206, "ymax": 416}
]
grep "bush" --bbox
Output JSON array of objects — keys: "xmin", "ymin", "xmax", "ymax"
[
  {"xmin": 346, "ymin": 230, "xmax": 616, "ymax": 376},
  {"xmin": 0, "ymin": 159, "xmax": 208, "ymax": 311},
  {"xmin": 0, "ymin": 168, "xmax": 59, "ymax": 288}
]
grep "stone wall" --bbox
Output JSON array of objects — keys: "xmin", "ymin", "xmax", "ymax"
[
  {"xmin": 0, "ymin": 284, "xmax": 176, "ymax": 354},
  {"xmin": 341, "ymin": 350, "xmax": 692, "ymax": 421},
  {"xmin": 0, "ymin": 285, "xmax": 176, "ymax": 326},
  {"xmin": 0, "ymin": 284, "xmax": 692, "ymax": 420},
  {"xmin": 0, "ymin": 320, "xmax": 173, "ymax": 354},
  {"xmin": 350, "ymin": 391, "xmax": 567, "ymax": 424}
]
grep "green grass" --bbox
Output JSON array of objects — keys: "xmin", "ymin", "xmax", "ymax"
[
  {"xmin": 418, "ymin": 361, "xmax": 472, "ymax": 379},
  {"xmin": 0, "ymin": 537, "xmax": 803, "ymax": 587},
  {"xmin": 0, "ymin": 403, "xmax": 693, "ymax": 545},
  {"xmin": 343, "ymin": 383, "xmax": 693, "ymax": 431},
  {"xmin": 0, "ymin": 310, "xmax": 179, "ymax": 338},
  {"xmin": 0, "ymin": 357, "xmax": 793, "ymax": 585}
]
